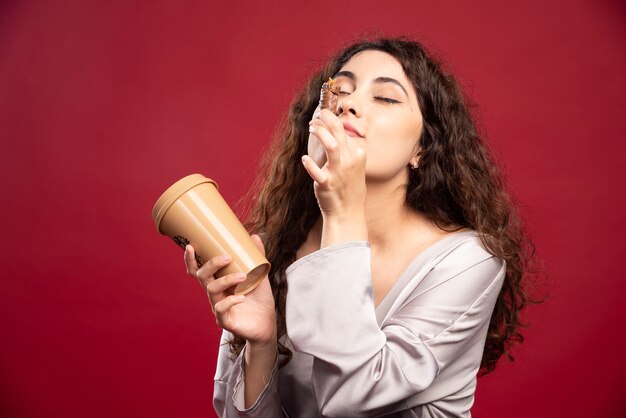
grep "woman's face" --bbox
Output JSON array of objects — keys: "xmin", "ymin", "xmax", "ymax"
[{"xmin": 333, "ymin": 50, "xmax": 423, "ymax": 182}]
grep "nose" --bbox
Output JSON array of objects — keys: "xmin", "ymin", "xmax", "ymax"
[{"xmin": 337, "ymin": 95, "xmax": 361, "ymax": 117}]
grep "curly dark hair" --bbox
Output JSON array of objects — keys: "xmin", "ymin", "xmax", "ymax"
[{"xmin": 233, "ymin": 37, "xmax": 535, "ymax": 375}]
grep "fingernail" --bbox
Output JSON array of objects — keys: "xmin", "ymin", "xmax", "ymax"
[{"xmin": 220, "ymin": 255, "xmax": 231, "ymax": 262}]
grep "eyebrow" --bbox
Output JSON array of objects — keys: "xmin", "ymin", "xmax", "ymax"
[{"xmin": 334, "ymin": 70, "xmax": 409, "ymax": 99}]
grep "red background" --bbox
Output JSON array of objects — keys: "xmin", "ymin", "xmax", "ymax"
[{"xmin": 1, "ymin": 1, "xmax": 625, "ymax": 417}]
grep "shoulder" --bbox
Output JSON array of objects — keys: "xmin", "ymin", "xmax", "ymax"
[
  {"xmin": 421, "ymin": 230, "xmax": 506, "ymax": 292},
  {"xmin": 398, "ymin": 230, "xmax": 505, "ymax": 293},
  {"xmin": 424, "ymin": 230, "xmax": 499, "ymax": 264}
]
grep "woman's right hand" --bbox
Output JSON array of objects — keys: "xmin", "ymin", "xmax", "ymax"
[
  {"xmin": 303, "ymin": 108, "xmax": 368, "ymax": 246},
  {"xmin": 184, "ymin": 235, "xmax": 277, "ymax": 347}
]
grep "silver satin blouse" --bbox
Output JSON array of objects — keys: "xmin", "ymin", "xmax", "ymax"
[{"xmin": 214, "ymin": 230, "xmax": 506, "ymax": 417}]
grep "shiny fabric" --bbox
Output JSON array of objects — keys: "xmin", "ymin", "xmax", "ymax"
[{"xmin": 214, "ymin": 230, "xmax": 505, "ymax": 417}]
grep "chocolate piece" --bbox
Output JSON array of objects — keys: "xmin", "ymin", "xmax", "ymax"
[{"xmin": 319, "ymin": 78, "xmax": 340, "ymax": 114}]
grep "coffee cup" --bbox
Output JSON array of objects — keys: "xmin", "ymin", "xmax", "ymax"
[{"xmin": 152, "ymin": 174, "xmax": 270, "ymax": 295}]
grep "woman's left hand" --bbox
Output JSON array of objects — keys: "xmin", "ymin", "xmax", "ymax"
[{"xmin": 185, "ymin": 235, "xmax": 277, "ymax": 347}]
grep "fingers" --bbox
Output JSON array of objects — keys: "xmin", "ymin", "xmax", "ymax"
[
  {"xmin": 305, "ymin": 108, "xmax": 366, "ymax": 185},
  {"xmin": 185, "ymin": 245, "xmax": 233, "ymax": 288},
  {"xmin": 184, "ymin": 245, "xmax": 199, "ymax": 277},
  {"xmin": 206, "ymin": 272, "xmax": 246, "ymax": 298},
  {"xmin": 250, "ymin": 234, "xmax": 266, "ymax": 256},
  {"xmin": 317, "ymin": 109, "xmax": 365, "ymax": 162},
  {"xmin": 196, "ymin": 254, "xmax": 231, "ymax": 281},
  {"xmin": 317, "ymin": 109, "xmax": 347, "ymax": 146},
  {"xmin": 301, "ymin": 154, "xmax": 328, "ymax": 184},
  {"xmin": 213, "ymin": 294, "xmax": 246, "ymax": 324}
]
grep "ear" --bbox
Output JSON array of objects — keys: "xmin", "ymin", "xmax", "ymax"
[{"xmin": 409, "ymin": 146, "xmax": 422, "ymax": 168}]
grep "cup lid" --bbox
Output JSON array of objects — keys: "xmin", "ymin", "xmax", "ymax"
[{"xmin": 152, "ymin": 173, "xmax": 218, "ymax": 233}]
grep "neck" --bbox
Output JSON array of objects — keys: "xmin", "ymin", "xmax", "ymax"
[
  {"xmin": 309, "ymin": 174, "xmax": 436, "ymax": 252},
  {"xmin": 363, "ymin": 177, "xmax": 420, "ymax": 251}
]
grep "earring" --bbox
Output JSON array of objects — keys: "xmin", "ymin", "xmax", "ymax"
[{"xmin": 410, "ymin": 161, "xmax": 419, "ymax": 169}]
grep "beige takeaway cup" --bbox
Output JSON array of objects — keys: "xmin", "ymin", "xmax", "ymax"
[{"xmin": 152, "ymin": 174, "xmax": 270, "ymax": 295}]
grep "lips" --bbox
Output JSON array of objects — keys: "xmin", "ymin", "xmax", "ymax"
[{"xmin": 342, "ymin": 122, "xmax": 364, "ymax": 138}]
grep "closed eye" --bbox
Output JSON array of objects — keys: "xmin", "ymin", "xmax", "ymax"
[
  {"xmin": 338, "ymin": 90, "xmax": 351, "ymax": 96},
  {"xmin": 375, "ymin": 96, "xmax": 401, "ymax": 104}
]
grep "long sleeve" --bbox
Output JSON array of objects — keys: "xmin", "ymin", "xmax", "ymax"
[
  {"xmin": 213, "ymin": 330, "xmax": 284, "ymax": 417},
  {"xmin": 285, "ymin": 238, "xmax": 505, "ymax": 417}
]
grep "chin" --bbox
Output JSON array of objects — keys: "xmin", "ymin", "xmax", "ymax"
[{"xmin": 365, "ymin": 168, "xmax": 410, "ymax": 185}]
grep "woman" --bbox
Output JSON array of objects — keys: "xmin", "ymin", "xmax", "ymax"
[{"xmin": 185, "ymin": 38, "xmax": 533, "ymax": 417}]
